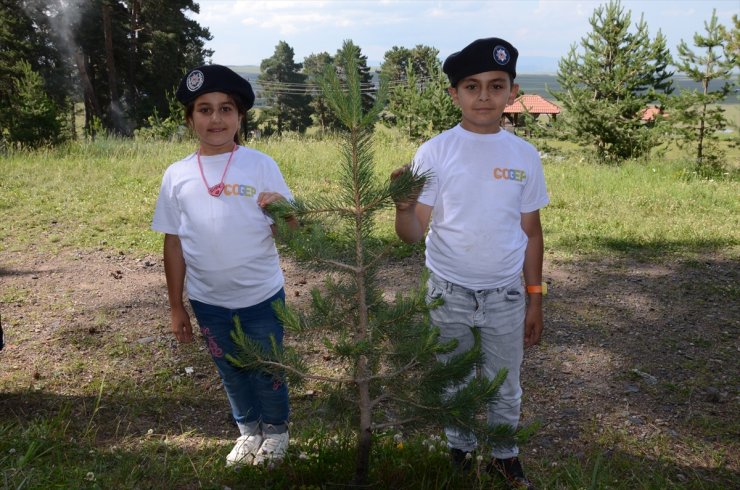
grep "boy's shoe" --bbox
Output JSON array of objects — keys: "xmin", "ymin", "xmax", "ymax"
[
  {"xmin": 252, "ymin": 431, "xmax": 289, "ymax": 466},
  {"xmin": 449, "ymin": 448, "xmax": 474, "ymax": 472},
  {"xmin": 226, "ymin": 433, "xmax": 263, "ymax": 467},
  {"xmin": 487, "ymin": 457, "xmax": 535, "ymax": 489}
]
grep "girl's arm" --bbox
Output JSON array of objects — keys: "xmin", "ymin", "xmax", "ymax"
[
  {"xmin": 164, "ymin": 233, "xmax": 193, "ymax": 343},
  {"xmin": 258, "ymin": 191, "xmax": 299, "ymax": 233},
  {"xmin": 521, "ymin": 210, "xmax": 544, "ymax": 348}
]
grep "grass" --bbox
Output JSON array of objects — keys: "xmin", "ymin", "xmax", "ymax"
[{"xmin": 1, "ymin": 128, "xmax": 739, "ymax": 488}]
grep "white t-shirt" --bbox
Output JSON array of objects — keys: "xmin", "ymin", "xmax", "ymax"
[
  {"xmin": 152, "ymin": 146, "xmax": 292, "ymax": 309},
  {"xmin": 414, "ymin": 124, "xmax": 549, "ymax": 290}
]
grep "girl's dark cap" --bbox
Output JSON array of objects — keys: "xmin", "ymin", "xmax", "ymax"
[
  {"xmin": 176, "ymin": 64, "xmax": 255, "ymax": 109},
  {"xmin": 443, "ymin": 37, "xmax": 518, "ymax": 87}
]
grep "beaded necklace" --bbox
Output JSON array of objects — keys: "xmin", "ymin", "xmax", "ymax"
[{"xmin": 197, "ymin": 143, "xmax": 237, "ymax": 197}]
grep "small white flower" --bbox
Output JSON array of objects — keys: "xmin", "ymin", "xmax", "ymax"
[
  {"xmin": 299, "ymin": 452, "xmax": 308, "ymax": 460},
  {"xmin": 9, "ymin": 448, "xmax": 16, "ymax": 454},
  {"xmin": 476, "ymin": 454, "xmax": 483, "ymax": 462},
  {"xmin": 184, "ymin": 366, "xmax": 194, "ymax": 375},
  {"xmin": 428, "ymin": 445, "xmax": 435, "ymax": 453},
  {"xmin": 147, "ymin": 428, "xmax": 154, "ymax": 435},
  {"xmin": 465, "ymin": 452, "xmax": 473, "ymax": 460},
  {"xmin": 85, "ymin": 472, "xmax": 95, "ymax": 481}
]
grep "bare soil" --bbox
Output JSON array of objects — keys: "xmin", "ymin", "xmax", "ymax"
[{"xmin": 1, "ymin": 246, "xmax": 738, "ymax": 484}]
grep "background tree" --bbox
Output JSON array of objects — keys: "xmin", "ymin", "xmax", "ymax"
[
  {"xmin": 303, "ymin": 51, "xmax": 337, "ymax": 132},
  {"xmin": 5, "ymin": 60, "xmax": 63, "ymax": 146},
  {"xmin": 0, "ymin": 0, "xmax": 71, "ymax": 145},
  {"xmin": 552, "ymin": 0, "xmax": 673, "ymax": 162},
  {"xmin": 380, "ymin": 44, "xmax": 439, "ymax": 86},
  {"xmin": 259, "ymin": 40, "xmax": 313, "ymax": 135},
  {"xmin": 9, "ymin": 0, "xmax": 212, "ymax": 137},
  {"xmin": 230, "ymin": 51, "xmax": 522, "ymax": 486},
  {"xmin": 385, "ymin": 60, "xmax": 460, "ymax": 141},
  {"xmin": 333, "ymin": 40, "xmax": 375, "ymax": 118},
  {"xmin": 669, "ymin": 9, "xmax": 736, "ymax": 175}
]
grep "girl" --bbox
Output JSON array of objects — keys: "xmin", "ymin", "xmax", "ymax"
[{"xmin": 152, "ymin": 64, "xmax": 295, "ymax": 467}]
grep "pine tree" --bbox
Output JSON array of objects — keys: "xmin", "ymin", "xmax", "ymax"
[
  {"xmin": 386, "ymin": 61, "xmax": 460, "ymax": 141},
  {"xmin": 669, "ymin": 9, "xmax": 736, "ymax": 175},
  {"xmin": 303, "ymin": 51, "xmax": 337, "ymax": 132},
  {"xmin": 6, "ymin": 60, "xmax": 63, "ymax": 146},
  {"xmin": 552, "ymin": 0, "xmax": 673, "ymax": 163},
  {"xmin": 229, "ymin": 49, "xmax": 520, "ymax": 485},
  {"xmin": 259, "ymin": 41, "xmax": 313, "ymax": 135}
]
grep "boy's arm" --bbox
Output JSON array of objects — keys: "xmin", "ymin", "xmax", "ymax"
[
  {"xmin": 163, "ymin": 233, "xmax": 193, "ymax": 343},
  {"xmin": 395, "ymin": 202, "xmax": 432, "ymax": 244},
  {"xmin": 521, "ymin": 210, "xmax": 544, "ymax": 348},
  {"xmin": 391, "ymin": 165, "xmax": 432, "ymax": 243}
]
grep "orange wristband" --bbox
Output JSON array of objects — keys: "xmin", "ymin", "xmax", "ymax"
[{"xmin": 526, "ymin": 283, "xmax": 547, "ymax": 295}]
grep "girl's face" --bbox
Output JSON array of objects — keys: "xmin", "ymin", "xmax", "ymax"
[{"xmin": 188, "ymin": 92, "xmax": 242, "ymax": 155}]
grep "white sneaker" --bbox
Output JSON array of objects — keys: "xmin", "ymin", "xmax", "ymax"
[
  {"xmin": 226, "ymin": 433, "xmax": 263, "ymax": 467},
  {"xmin": 252, "ymin": 431, "xmax": 289, "ymax": 465}
]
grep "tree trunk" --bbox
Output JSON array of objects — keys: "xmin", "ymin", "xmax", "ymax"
[
  {"xmin": 74, "ymin": 48, "xmax": 102, "ymax": 137},
  {"xmin": 353, "ymin": 358, "xmax": 372, "ymax": 485},
  {"xmin": 128, "ymin": 0, "xmax": 140, "ymax": 123},
  {"xmin": 103, "ymin": 2, "xmax": 125, "ymax": 135}
]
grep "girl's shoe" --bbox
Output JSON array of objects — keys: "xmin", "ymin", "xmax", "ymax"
[
  {"xmin": 253, "ymin": 431, "xmax": 289, "ymax": 465},
  {"xmin": 226, "ymin": 433, "xmax": 264, "ymax": 467}
]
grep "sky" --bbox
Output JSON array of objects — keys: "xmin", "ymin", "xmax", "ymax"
[{"xmin": 190, "ymin": 0, "xmax": 738, "ymax": 73}]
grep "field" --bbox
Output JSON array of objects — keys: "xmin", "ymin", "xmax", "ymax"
[{"xmin": 0, "ymin": 130, "xmax": 738, "ymax": 488}]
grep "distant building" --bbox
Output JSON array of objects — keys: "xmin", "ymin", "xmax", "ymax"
[{"xmin": 503, "ymin": 94, "xmax": 560, "ymax": 129}]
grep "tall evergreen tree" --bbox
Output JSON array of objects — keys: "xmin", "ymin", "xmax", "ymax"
[
  {"xmin": 230, "ymin": 49, "xmax": 520, "ymax": 486},
  {"xmin": 552, "ymin": 0, "xmax": 673, "ymax": 162},
  {"xmin": 303, "ymin": 51, "xmax": 337, "ymax": 132},
  {"xmin": 0, "ymin": 0, "xmax": 71, "ymax": 141},
  {"xmin": 7, "ymin": 60, "xmax": 63, "ymax": 146},
  {"xmin": 258, "ymin": 40, "xmax": 312, "ymax": 135},
  {"xmin": 380, "ymin": 44, "xmax": 439, "ymax": 86},
  {"xmin": 382, "ymin": 45, "xmax": 459, "ymax": 141},
  {"xmin": 334, "ymin": 40, "xmax": 375, "ymax": 117},
  {"xmin": 669, "ymin": 9, "xmax": 737, "ymax": 174}
]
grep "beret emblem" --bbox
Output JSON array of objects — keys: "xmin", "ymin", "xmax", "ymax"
[
  {"xmin": 493, "ymin": 46, "xmax": 510, "ymax": 65},
  {"xmin": 186, "ymin": 70, "xmax": 205, "ymax": 92}
]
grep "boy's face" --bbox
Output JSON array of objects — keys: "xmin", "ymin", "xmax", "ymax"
[
  {"xmin": 448, "ymin": 71, "xmax": 519, "ymax": 134},
  {"xmin": 188, "ymin": 91, "xmax": 242, "ymax": 155}
]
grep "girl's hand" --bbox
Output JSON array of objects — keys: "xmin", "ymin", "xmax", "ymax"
[
  {"xmin": 257, "ymin": 192, "xmax": 286, "ymax": 208},
  {"xmin": 171, "ymin": 305, "xmax": 193, "ymax": 343}
]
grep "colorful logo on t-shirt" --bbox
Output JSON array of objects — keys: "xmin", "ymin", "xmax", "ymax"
[
  {"xmin": 493, "ymin": 167, "xmax": 526, "ymax": 182},
  {"xmin": 222, "ymin": 183, "xmax": 257, "ymax": 197}
]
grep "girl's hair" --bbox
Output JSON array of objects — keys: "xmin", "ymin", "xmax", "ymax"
[{"xmin": 185, "ymin": 92, "xmax": 249, "ymax": 145}]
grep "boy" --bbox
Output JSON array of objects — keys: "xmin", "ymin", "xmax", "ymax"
[{"xmin": 392, "ymin": 37, "xmax": 548, "ymax": 489}]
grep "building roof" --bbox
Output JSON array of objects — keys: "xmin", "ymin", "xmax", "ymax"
[
  {"xmin": 505, "ymin": 94, "xmax": 560, "ymax": 114},
  {"xmin": 641, "ymin": 106, "xmax": 665, "ymax": 121}
]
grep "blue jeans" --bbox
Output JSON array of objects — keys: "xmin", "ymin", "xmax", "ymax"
[
  {"xmin": 426, "ymin": 271, "xmax": 525, "ymax": 459},
  {"xmin": 190, "ymin": 289, "xmax": 290, "ymax": 435}
]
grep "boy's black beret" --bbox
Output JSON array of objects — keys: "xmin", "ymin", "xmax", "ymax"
[
  {"xmin": 443, "ymin": 37, "xmax": 518, "ymax": 87},
  {"xmin": 176, "ymin": 64, "xmax": 255, "ymax": 109}
]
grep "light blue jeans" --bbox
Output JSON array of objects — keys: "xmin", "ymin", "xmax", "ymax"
[
  {"xmin": 426, "ymin": 270, "xmax": 525, "ymax": 459},
  {"xmin": 190, "ymin": 289, "xmax": 290, "ymax": 436}
]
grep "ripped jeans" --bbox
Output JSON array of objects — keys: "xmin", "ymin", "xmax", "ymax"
[
  {"xmin": 190, "ymin": 289, "xmax": 290, "ymax": 436},
  {"xmin": 426, "ymin": 271, "xmax": 525, "ymax": 459}
]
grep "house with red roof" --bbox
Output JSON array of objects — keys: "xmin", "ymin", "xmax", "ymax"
[{"xmin": 503, "ymin": 94, "xmax": 561, "ymax": 130}]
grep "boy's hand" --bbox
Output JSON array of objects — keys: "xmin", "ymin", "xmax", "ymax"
[
  {"xmin": 390, "ymin": 164, "xmax": 420, "ymax": 211},
  {"xmin": 523, "ymin": 299, "xmax": 543, "ymax": 348},
  {"xmin": 171, "ymin": 305, "xmax": 193, "ymax": 343}
]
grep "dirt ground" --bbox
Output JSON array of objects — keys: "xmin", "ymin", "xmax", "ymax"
[{"xmin": 0, "ymin": 246, "xmax": 738, "ymax": 484}]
